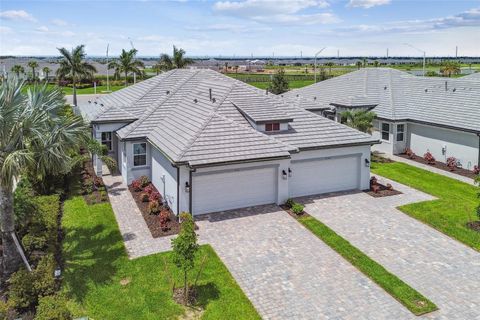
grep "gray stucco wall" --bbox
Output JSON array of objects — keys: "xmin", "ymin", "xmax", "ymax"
[{"xmin": 151, "ymin": 147, "xmax": 178, "ymax": 214}]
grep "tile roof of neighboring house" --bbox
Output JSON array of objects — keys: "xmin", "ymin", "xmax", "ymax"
[
  {"xmin": 462, "ymin": 72, "xmax": 480, "ymax": 81},
  {"xmin": 285, "ymin": 68, "xmax": 480, "ymax": 133},
  {"xmin": 78, "ymin": 69, "xmax": 377, "ymax": 166}
]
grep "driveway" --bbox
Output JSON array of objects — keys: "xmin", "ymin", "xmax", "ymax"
[
  {"xmin": 299, "ymin": 176, "xmax": 480, "ymax": 320},
  {"xmin": 195, "ymin": 205, "xmax": 414, "ymax": 320}
]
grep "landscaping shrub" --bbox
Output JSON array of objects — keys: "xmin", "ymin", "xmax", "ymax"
[
  {"xmin": 139, "ymin": 175, "xmax": 150, "ymax": 188},
  {"xmin": 0, "ymin": 300, "xmax": 17, "ymax": 320},
  {"xmin": 285, "ymin": 198, "xmax": 295, "ymax": 209},
  {"xmin": 33, "ymin": 254, "xmax": 57, "ymax": 298},
  {"xmin": 149, "ymin": 191, "xmax": 161, "ymax": 202},
  {"xmin": 131, "ymin": 180, "xmax": 142, "ymax": 192},
  {"xmin": 34, "ymin": 294, "xmax": 72, "ymax": 320},
  {"xmin": 291, "ymin": 203, "xmax": 304, "ymax": 215},
  {"xmin": 21, "ymin": 233, "xmax": 47, "ymax": 252},
  {"xmin": 404, "ymin": 148, "xmax": 415, "ymax": 159},
  {"xmin": 143, "ymin": 184, "xmax": 154, "ymax": 194},
  {"xmin": 8, "ymin": 268, "xmax": 37, "ymax": 309},
  {"xmin": 83, "ymin": 178, "xmax": 95, "ymax": 194},
  {"xmin": 423, "ymin": 151, "xmax": 435, "ymax": 164},
  {"xmin": 473, "ymin": 165, "xmax": 479, "ymax": 175},
  {"xmin": 160, "ymin": 210, "xmax": 169, "ymax": 231},
  {"xmin": 100, "ymin": 191, "xmax": 108, "ymax": 202},
  {"xmin": 148, "ymin": 200, "xmax": 161, "ymax": 214},
  {"xmin": 446, "ymin": 157, "xmax": 457, "ymax": 171},
  {"xmin": 140, "ymin": 192, "xmax": 149, "ymax": 202}
]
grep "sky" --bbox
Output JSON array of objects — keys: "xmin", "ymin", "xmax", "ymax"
[{"xmin": 1, "ymin": 0, "xmax": 479, "ymax": 57}]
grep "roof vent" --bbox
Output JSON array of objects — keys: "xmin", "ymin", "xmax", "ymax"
[
  {"xmin": 445, "ymin": 81, "xmax": 448, "ymax": 91},
  {"xmin": 209, "ymin": 88, "xmax": 212, "ymax": 101},
  {"xmin": 265, "ymin": 88, "xmax": 268, "ymax": 95},
  {"xmin": 314, "ymin": 96, "xmax": 317, "ymax": 100},
  {"xmin": 194, "ymin": 98, "xmax": 198, "ymax": 103},
  {"xmin": 166, "ymin": 90, "xmax": 170, "ymax": 95},
  {"xmin": 384, "ymin": 86, "xmax": 387, "ymax": 90},
  {"xmin": 296, "ymin": 94, "xmax": 299, "ymax": 97},
  {"xmin": 94, "ymin": 101, "xmax": 97, "ymax": 104},
  {"xmin": 100, "ymin": 103, "xmax": 104, "ymax": 106},
  {"xmin": 453, "ymin": 88, "xmax": 456, "ymax": 92},
  {"xmin": 425, "ymin": 89, "xmax": 428, "ymax": 92},
  {"xmin": 212, "ymin": 97, "xmax": 216, "ymax": 103},
  {"xmin": 88, "ymin": 100, "xmax": 91, "ymax": 103}
]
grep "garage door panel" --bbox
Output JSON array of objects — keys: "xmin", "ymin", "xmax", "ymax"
[
  {"xmin": 193, "ymin": 166, "xmax": 277, "ymax": 215},
  {"xmin": 290, "ymin": 156, "xmax": 359, "ymax": 198}
]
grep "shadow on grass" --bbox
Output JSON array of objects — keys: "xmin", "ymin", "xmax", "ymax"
[
  {"xmin": 195, "ymin": 282, "xmax": 220, "ymax": 309},
  {"xmin": 62, "ymin": 223, "xmax": 125, "ymax": 303}
]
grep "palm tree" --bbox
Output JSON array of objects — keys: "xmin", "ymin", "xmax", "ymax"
[
  {"xmin": 42, "ymin": 66, "xmax": 51, "ymax": 81},
  {"xmin": 440, "ymin": 61, "xmax": 461, "ymax": 77},
  {"xmin": 356, "ymin": 61, "xmax": 362, "ymax": 70},
  {"xmin": 325, "ymin": 62, "xmax": 335, "ymax": 76},
  {"xmin": 157, "ymin": 46, "xmax": 194, "ymax": 72},
  {"xmin": 0, "ymin": 78, "xmax": 89, "ymax": 279},
  {"xmin": 56, "ymin": 45, "xmax": 97, "ymax": 106},
  {"xmin": 108, "ymin": 48, "xmax": 144, "ymax": 87},
  {"xmin": 340, "ymin": 110, "xmax": 376, "ymax": 133},
  {"xmin": 27, "ymin": 61, "xmax": 39, "ymax": 81},
  {"xmin": 373, "ymin": 60, "xmax": 379, "ymax": 67},
  {"xmin": 11, "ymin": 65, "xmax": 24, "ymax": 78}
]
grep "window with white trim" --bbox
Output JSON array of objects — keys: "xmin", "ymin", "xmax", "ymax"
[
  {"xmin": 381, "ymin": 123, "xmax": 390, "ymax": 141},
  {"xmin": 101, "ymin": 132, "xmax": 112, "ymax": 151},
  {"xmin": 133, "ymin": 143, "xmax": 147, "ymax": 166},
  {"xmin": 396, "ymin": 124, "xmax": 405, "ymax": 142}
]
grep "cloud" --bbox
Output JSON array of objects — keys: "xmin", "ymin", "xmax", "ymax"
[
  {"xmin": 0, "ymin": 9, "xmax": 36, "ymax": 22},
  {"xmin": 52, "ymin": 19, "xmax": 68, "ymax": 26},
  {"xmin": 347, "ymin": 0, "xmax": 390, "ymax": 9},
  {"xmin": 0, "ymin": 26, "xmax": 13, "ymax": 34},
  {"xmin": 36, "ymin": 25, "xmax": 49, "ymax": 32},
  {"xmin": 186, "ymin": 23, "xmax": 272, "ymax": 33}
]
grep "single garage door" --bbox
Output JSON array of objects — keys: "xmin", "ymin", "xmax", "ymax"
[
  {"xmin": 290, "ymin": 156, "xmax": 360, "ymax": 198},
  {"xmin": 192, "ymin": 166, "xmax": 277, "ymax": 215}
]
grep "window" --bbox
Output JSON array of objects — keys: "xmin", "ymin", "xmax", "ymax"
[
  {"xmin": 265, "ymin": 123, "xmax": 280, "ymax": 131},
  {"xmin": 101, "ymin": 132, "xmax": 112, "ymax": 151},
  {"xmin": 133, "ymin": 143, "xmax": 147, "ymax": 166},
  {"xmin": 396, "ymin": 124, "xmax": 405, "ymax": 141},
  {"xmin": 381, "ymin": 123, "xmax": 390, "ymax": 141}
]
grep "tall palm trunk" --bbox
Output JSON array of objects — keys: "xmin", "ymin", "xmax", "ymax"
[
  {"xmin": 125, "ymin": 71, "xmax": 128, "ymax": 87},
  {"xmin": 72, "ymin": 81, "xmax": 77, "ymax": 107},
  {"xmin": 0, "ymin": 184, "xmax": 22, "ymax": 280}
]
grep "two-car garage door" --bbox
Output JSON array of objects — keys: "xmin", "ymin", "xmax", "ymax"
[
  {"xmin": 192, "ymin": 166, "xmax": 277, "ymax": 215},
  {"xmin": 289, "ymin": 156, "xmax": 360, "ymax": 198}
]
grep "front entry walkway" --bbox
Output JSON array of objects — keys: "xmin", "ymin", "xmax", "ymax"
[{"xmin": 300, "ymin": 176, "xmax": 480, "ymax": 320}]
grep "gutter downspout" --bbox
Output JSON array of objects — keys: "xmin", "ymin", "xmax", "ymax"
[
  {"xmin": 176, "ymin": 166, "xmax": 180, "ymax": 217},
  {"xmin": 188, "ymin": 168, "xmax": 194, "ymax": 216},
  {"xmin": 477, "ymin": 134, "xmax": 480, "ymax": 168}
]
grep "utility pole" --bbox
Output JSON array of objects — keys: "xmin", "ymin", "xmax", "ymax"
[
  {"xmin": 455, "ymin": 46, "xmax": 458, "ymax": 58},
  {"xmin": 386, "ymin": 48, "xmax": 389, "ymax": 59},
  {"xmin": 106, "ymin": 44, "xmax": 110, "ymax": 92},
  {"xmin": 314, "ymin": 47, "xmax": 326, "ymax": 83},
  {"xmin": 404, "ymin": 43, "xmax": 426, "ymax": 77},
  {"xmin": 128, "ymin": 37, "xmax": 136, "ymax": 84}
]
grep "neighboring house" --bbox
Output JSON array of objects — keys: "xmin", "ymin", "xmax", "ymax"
[
  {"xmin": 285, "ymin": 68, "xmax": 480, "ymax": 171},
  {"xmin": 78, "ymin": 69, "xmax": 377, "ymax": 216}
]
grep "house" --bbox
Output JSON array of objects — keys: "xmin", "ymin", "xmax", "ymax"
[
  {"xmin": 285, "ymin": 68, "xmax": 480, "ymax": 171},
  {"xmin": 78, "ymin": 69, "xmax": 377, "ymax": 216}
]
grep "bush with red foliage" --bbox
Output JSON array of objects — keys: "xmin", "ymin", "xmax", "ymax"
[
  {"xmin": 473, "ymin": 165, "xmax": 479, "ymax": 175},
  {"xmin": 446, "ymin": 157, "xmax": 457, "ymax": 171},
  {"xmin": 423, "ymin": 151, "xmax": 436, "ymax": 165},
  {"xmin": 143, "ymin": 184, "xmax": 154, "ymax": 195},
  {"xmin": 131, "ymin": 180, "xmax": 142, "ymax": 192},
  {"xmin": 140, "ymin": 193, "xmax": 149, "ymax": 202},
  {"xmin": 149, "ymin": 191, "xmax": 161, "ymax": 202},
  {"xmin": 139, "ymin": 175, "xmax": 150, "ymax": 188},
  {"xmin": 159, "ymin": 211, "xmax": 170, "ymax": 231},
  {"xmin": 148, "ymin": 200, "xmax": 161, "ymax": 214},
  {"xmin": 371, "ymin": 185, "xmax": 380, "ymax": 193},
  {"xmin": 370, "ymin": 176, "xmax": 378, "ymax": 187},
  {"xmin": 386, "ymin": 183, "xmax": 393, "ymax": 190},
  {"xmin": 404, "ymin": 148, "xmax": 415, "ymax": 159}
]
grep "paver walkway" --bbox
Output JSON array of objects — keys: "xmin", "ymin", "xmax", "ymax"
[
  {"xmin": 195, "ymin": 205, "xmax": 414, "ymax": 320},
  {"xmin": 300, "ymin": 176, "xmax": 480, "ymax": 320},
  {"xmin": 387, "ymin": 154, "xmax": 476, "ymax": 185}
]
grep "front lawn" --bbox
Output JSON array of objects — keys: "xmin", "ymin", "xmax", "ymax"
[
  {"xmin": 297, "ymin": 215, "xmax": 437, "ymax": 315},
  {"xmin": 23, "ymin": 84, "xmax": 124, "ymax": 95},
  {"xmin": 62, "ymin": 196, "xmax": 260, "ymax": 319},
  {"xmin": 371, "ymin": 161, "xmax": 480, "ymax": 251}
]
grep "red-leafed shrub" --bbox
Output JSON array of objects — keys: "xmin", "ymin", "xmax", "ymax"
[
  {"xmin": 149, "ymin": 191, "xmax": 161, "ymax": 202},
  {"xmin": 148, "ymin": 200, "xmax": 161, "ymax": 214},
  {"xmin": 446, "ymin": 157, "xmax": 457, "ymax": 171},
  {"xmin": 370, "ymin": 176, "xmax": 378, "ymax": 187},
  {"xmin": 423, "ymin": 151, "xmax": 436, "ymax": 164},
  {"xmin": 140, "ymin": 193, "xmax": 149, "ymax": 202},
  {"xmin": 93, "ymin": 176, "xmax": 104, "ymax": 187},
  {"xmin": 159, "ymin": 210, "xmax": 170, "ymax": 231},
  {"xmin": 404, "ymin": 148, "xmax": 415, "ymax": 159},
  {"xmin": 386, "ymin": 183, "xmax": 393, "ymax": 190},
  {"xmin": 473, "ymin": 165, "xmax": 479, "ymax": 175},
  {"xmin": 139, "ymin": 175, "xmax": 150, "ymax": 188},
  {"xmin": 371, "ymin": 185, "xmax": 380, "ymax": 193},
  {"xmin": 143, "ymin": 184, "xmax": 154, "ymax": 195},
  {"xmin": 131, "ymin": 180, "xmax": 142, "ymax": 192}
]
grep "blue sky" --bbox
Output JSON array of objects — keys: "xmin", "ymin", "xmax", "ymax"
[{"xmin": 1, "ymin": 0, "xmax": 479, "ymax": 57}]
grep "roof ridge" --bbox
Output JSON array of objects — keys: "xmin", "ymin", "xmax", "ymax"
[
  {"xmin": 176, "ymin": 81, "xmax": 237, "ymax": 162},
  {"xmin": 122, "ymin": 69, "xmax": 199, "ymax": 137}
]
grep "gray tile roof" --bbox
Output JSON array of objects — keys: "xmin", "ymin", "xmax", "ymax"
[
  {"xmin": 462, "ymin": 72, "xmax": 480, "ymax": 81},
  {"xmin": 83, "ymin": 69, "xmax": 377, "ymax": 166},
  {"xmin": 286, "ymin": 68, "xmax": 480, "ymax": 133}
]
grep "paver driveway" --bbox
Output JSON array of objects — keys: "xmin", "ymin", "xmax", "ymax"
[
  {"xmin": 195, "ymin": 205, "xmax": 414, "ymax": 320},
  {"xmin": 300, "ymin": 176, "xmax": 480, "ymax": 320}
]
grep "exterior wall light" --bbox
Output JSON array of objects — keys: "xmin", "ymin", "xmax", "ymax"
[
  {"xmin": 365, "ymin": 159, "xmax": 370, "ymax": 167},
  {"xmin": 185, "ymin": 182, "xmax": 191, "ymax": 193},
  {"xmin": 288, "ymin": 168, "xmax": 292, "ymax": 177},
  {"xmin": 282, "ymin": 170, "xmax": 288, "ymax": 180}
]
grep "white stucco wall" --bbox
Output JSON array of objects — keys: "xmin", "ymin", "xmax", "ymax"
[
  {"xmin": 408, "ymin": 123, "xmax": 479, "ymax": 170},
  {"xmin": 92, "ymin": 122, "xmax": 129, "ymax": 175},
  {"xmin": 151, "ymin": 147, "xmax": 178, "ymax": 214},
  {"xmin": 372, "ymin": 120, "xmax": 394, "ymax": 155},
  {"xmin": 124, "ymin": 140, "xmax": 151, "ymax": 184}
]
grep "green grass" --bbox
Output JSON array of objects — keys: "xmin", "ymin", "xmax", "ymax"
[
  {"xmin": 23, "ymin": 84, "xmax": 124, "ymax": 95},
  {"xmin": 297, "ymin": 215, "xmax": 437, "ymax": 315},
  {"xmin": 62, "ymin": 196, "xmax": 260, "ymax": 320},
  {"xmin": 371, "ymin": 161, "xmax": 480, "ymax": 251},
  {"xmin": 247, "ymin": 80, "xmax": 315, "ymax": 90}
]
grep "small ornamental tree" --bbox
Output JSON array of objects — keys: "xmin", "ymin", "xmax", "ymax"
[
  {"xmin": 268, "ymin": 68, "xmax": 289, "ymax": 94},
  {"xmin": 171, "ymin": 212, "xmax": 199, "ymax": 304}
]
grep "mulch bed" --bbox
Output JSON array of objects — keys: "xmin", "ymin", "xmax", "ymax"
[
  {"xmin": 365, "ymin": 182, "xmax": 403, "ymax": 198},
  {"xmin": 80, "ymin": 155, "xmax": 109, "ymax": 205},
  {"xmin": 398, "ymin": 153, "xmax": 478, "ymax": 179},
  {"xmin": 128, "ymin": 184, "xmax": 180, "ymax": 238},
  {"xmin": 466, "ymin": 221, "xmax": 480, "ymax": 232}
]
